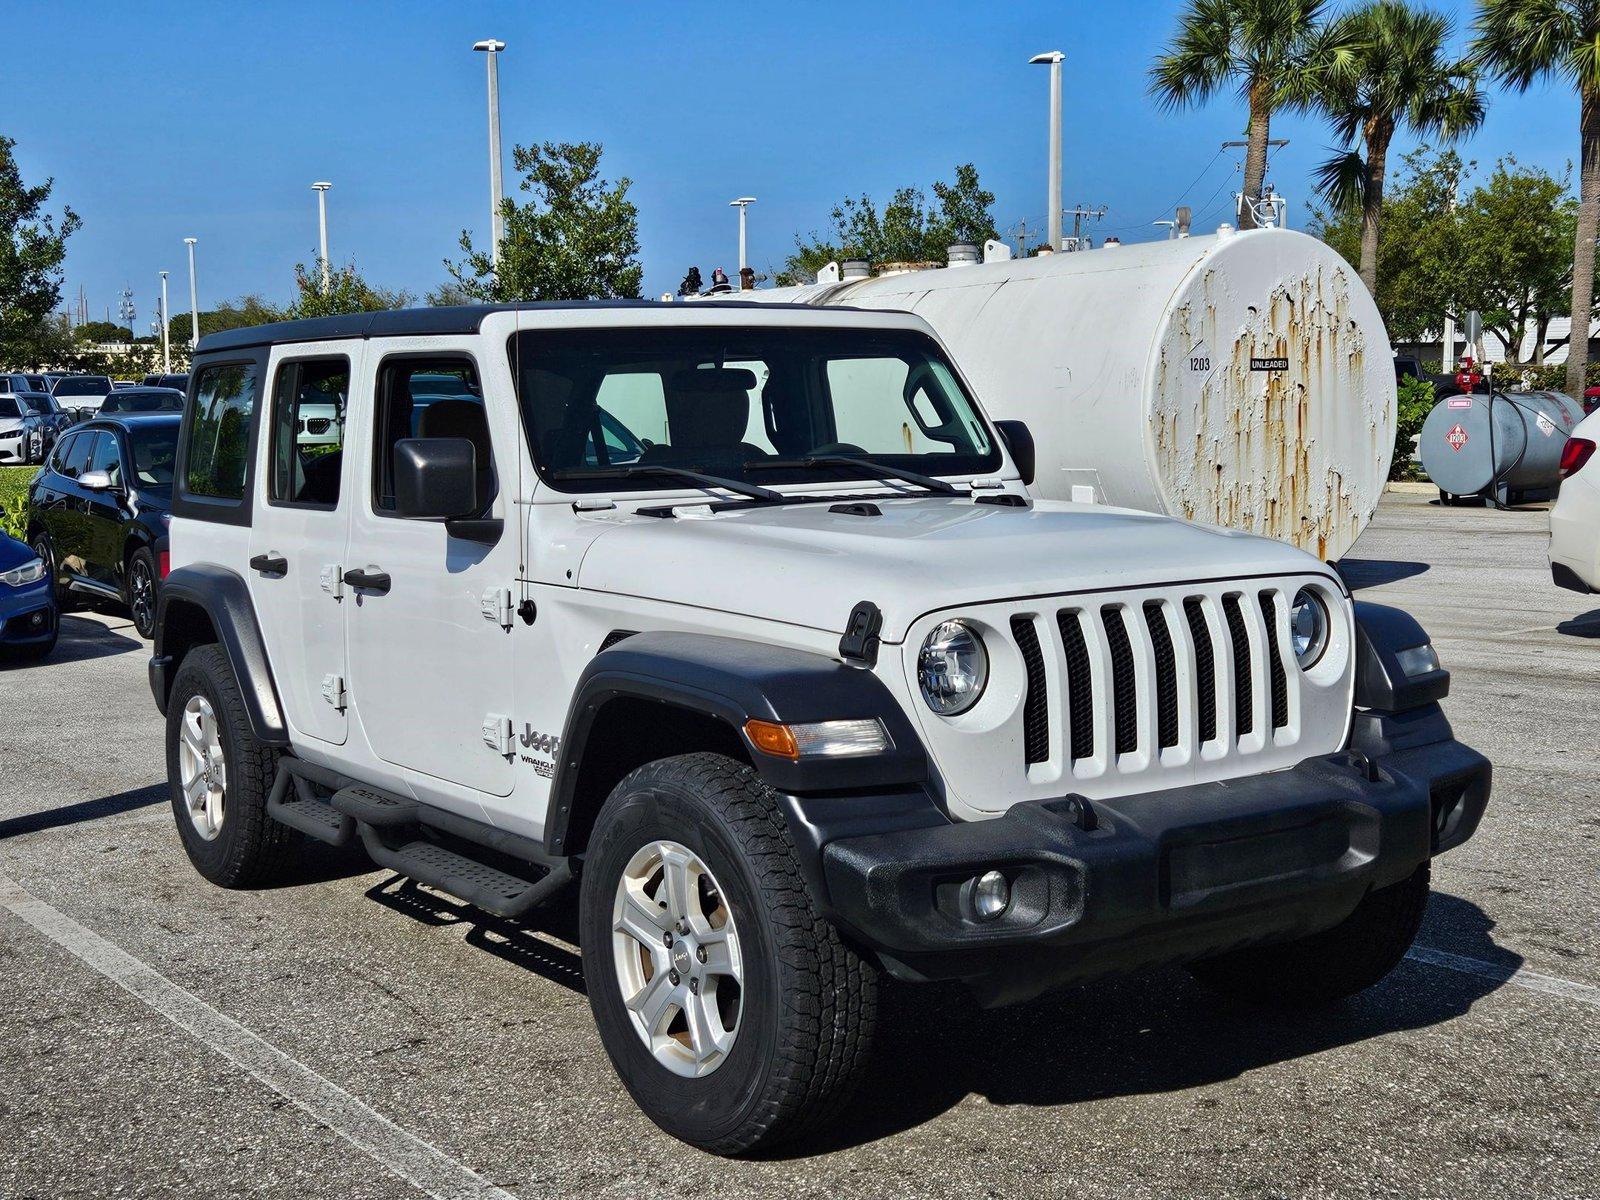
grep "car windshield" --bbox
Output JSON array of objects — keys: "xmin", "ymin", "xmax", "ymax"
[
  {"xmin": 55, "ymin": 376, "xmax": 111, "ymax": 397},
  {"xmin": 510, "ymin": 326, "xmax": 998, "ymax": 491},
  {"xmin": 128, "ymin": 423, "xmax": 181, "ymax": 488}
]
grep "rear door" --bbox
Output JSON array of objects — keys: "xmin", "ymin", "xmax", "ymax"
[{"xmin": 247, "ymin": 346, "xmax": 360, "ymax": 746}]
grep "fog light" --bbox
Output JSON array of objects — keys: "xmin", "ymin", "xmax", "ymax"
[{"xmin": 973, "ymin": 870, "xmax": 1010, "ymax": 920}]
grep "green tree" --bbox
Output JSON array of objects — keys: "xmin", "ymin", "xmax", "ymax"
[
  {"xmin": 167, "ymin": 293, "xmax": 283, "ymax": 348},
  {"xmin": 1149, "ymin": 0, "xmax": 1344, "ymax": 229},
  {"xmin": 1312, "ymin": 1, "xmax": 1484, "ymax": 295},
  {"xmin": 285, "ymin": 259, "xmax": 412, "ymax": 318},
  {"xmin": 1472, "ymin": 0, "xmax": 1600, "ymax": 396},
  {"xmin": 448, "ymin": 141, "xmax": 641, "ymax": 302},
  {"xmin": 0, "ymin": 135, "xmax": 81, "ymax": 365},
  {"xmin": 1456, "ymin": 156, "xmax": 1579, "ymax": 364},
  {"xmin": 424, "ymin": 280, "xmax": 473, "ymax": 307},
  {"xmin": 778, "ymin": 163, "xmax": 999, "ymax": 284},
  {"xmin": 74, "ymin": 319, "xmax": 133, "ymax": 343}
]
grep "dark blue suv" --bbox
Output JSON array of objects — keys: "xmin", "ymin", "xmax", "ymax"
[
  {"xmin": 0, "ymin": 530, "xmax": 57, "ymax": 661},
  {"xmin": 26, "ymin": 413, "xmax": 179, "ymax": 640}
]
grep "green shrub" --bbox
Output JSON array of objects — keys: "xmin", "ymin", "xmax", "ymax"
[
  {"xmin": 1394, "ymin": 375, "xmax": 1435, "ymax": 481},
  {"xmin": 0, "ymin": 492, "xmax": 26, "ymax": 542}
]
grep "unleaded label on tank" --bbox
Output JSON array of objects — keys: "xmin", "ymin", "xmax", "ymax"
[{"xmin": 1250, "ymin": 357, "xmax": 1289, "ymax": 371}]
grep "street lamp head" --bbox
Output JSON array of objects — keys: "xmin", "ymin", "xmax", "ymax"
[
  {"xmin": 184, "ymin": 237, "xmax": 197, "ymax": 246},
  {"xmin": 312, "ymin": 181, "xmax": 332, "ymax": 191},
  {"xmin": 730, "ymin": 197, "xmax": 757, "ymax": 207},
  {"xmin": 473, "ymin": 39, "xmax": 506, "ymax": 52},
  {"xmin": 159, "ymin": 270, "xmax": 168, "ymax": 279},
  {"xmin": 1029, "ymin": 50, "xmax": 1065, "ymax": 64}
]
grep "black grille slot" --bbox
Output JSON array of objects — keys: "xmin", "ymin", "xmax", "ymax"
[
  {"xmin": 1144, "ymin": 601, "xmax": 1179, "ymax": 749},
  {"xmin": 1259, "ymin": 592, "xmax": 1289, "ymax": 730},
  {"xmin": 1011, "ymin": 615, "xmax": 1050, "ymax": 766},
  {"xmin": 599, "ymin": 629, "xmax": 638, "ymax": 652},
  {"xmin": 1101, "ymin": 606, "xmax": 1138, "ymax": 757},
  {"xmin": 1057, "ymin": 611, "xmax": 1096, "ymax": 761},
  {"xmin": 1222, "ymin": 595, "xmax": 1254, "ymax": 738},
  {"xmin": 1184, "ymin": 598, "xmax": 1217, "ymax": 744}
]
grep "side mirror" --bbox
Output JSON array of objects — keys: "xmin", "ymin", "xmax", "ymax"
[
  {"xmin": 393, "ymin": 437, "xmax": 479, "ymax": 519},
  {"xmin": 79, "ymin": 470, "xmax": 114, "ymax": 491},
  {"xmin": 995, "ymin": 419, "xmax": 1035, "ymax": 487}
]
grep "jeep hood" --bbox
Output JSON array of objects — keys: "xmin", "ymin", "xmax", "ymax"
[{"xmin": 574, "ymin": 496, "xmax": 1339, "ymax": 642}]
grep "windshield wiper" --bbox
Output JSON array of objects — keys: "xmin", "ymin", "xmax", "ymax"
[
  {"xmin": 746, "ymin": 455, "xmax": 960, "ymax": 496},
  {"xmin": 552, "ymin": 464, "xmax": 783, "ymax": 504}
]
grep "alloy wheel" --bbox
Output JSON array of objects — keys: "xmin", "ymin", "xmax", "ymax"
[{"xmin": 177, "ymin": 695, "xmax": 227, "ymax": 841}]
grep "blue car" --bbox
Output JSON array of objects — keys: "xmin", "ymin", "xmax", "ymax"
[{"xmin": 0, "ymin": 530, "xmax": 58, "ymax": 661}]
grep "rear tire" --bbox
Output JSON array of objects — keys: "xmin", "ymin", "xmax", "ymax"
[
  {"xmin": 579, "ymin": 752, "xmax": 877, "ymax": 1155},
  {"xmin": 165, "ymin": 644, "xmax": 297, "ymax": 887},
  {"xmin": 1188, "ymin": 862, "xmax": 1430, "ymax": 1008}
]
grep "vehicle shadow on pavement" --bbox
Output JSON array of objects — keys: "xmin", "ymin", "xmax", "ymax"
[
  {"xmin": 1556, "ymin": 609, "xmax": 1600, "ymax": 639},
  {"xmin": 0, "ymin": 615, "xmax": 144, "ymax": 669},
  {"xmin": 788, "ymin": 890, "xmax": 1516, "ymax": 1156},
  {"xmin": 0, "ymin": 783, "xmax": 166, "ymax": 840},
  {"xmin": 364, "ymin": 874, "xmax": 587, "ymax": 996},
  {"xmin": 1334, "ymin": 558, "xmax": 1430, "ymax": 590}
]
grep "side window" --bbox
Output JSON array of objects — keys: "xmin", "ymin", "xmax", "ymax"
[
  {"xmin": 184, "ymin": 361, "xmax": 259, "ymax": 501},
  {"xmin": 88, "ymin": 430, "xmax": 123, "ymax": 488},
  {"xmin": 593, "ymin": 372, "xmax": 667, "ymax": 449},
  {"xmin": 372, "ymin": 357, "xmax": 491, "ymax": 515},
  {"xmin": 825, "ymin": 357, "xmax": 988, "ymax": 455},
  {"xmin": 269, "ymin": 357, "xmax": 349, "ymax": 508},
  {"xmin": 0, "ymin": 397, "xmax": 19, "ymax": 418},
  {"xmin": 52, "ymin": 431, "xmax": 84, "ymax": 478}
]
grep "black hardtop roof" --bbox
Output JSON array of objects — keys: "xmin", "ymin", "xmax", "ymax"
[
  {"xmin": 82, "ymin": 412, "xmax": 184, "ymax": 430},
  {"xmin": 193, "ymin": 300, "xmax": 869, "ymax": 354}
]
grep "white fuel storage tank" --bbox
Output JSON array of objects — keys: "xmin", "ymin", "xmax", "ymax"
[{"xmin": 726, "ymin": 228, "xmax": 1394, "ymax": 560}]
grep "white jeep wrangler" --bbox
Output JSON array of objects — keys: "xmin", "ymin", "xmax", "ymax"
[{"xmin": 151, "ymin": 303, "xmax": 1490, "ymax": 1154}]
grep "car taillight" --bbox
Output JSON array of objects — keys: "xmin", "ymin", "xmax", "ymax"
[
  {"xmin": 158, "ymin": 549, "xmax": 170, "ymax": 579},
  {"xmin": 1559, "ymin": 437, "xmax": 1596, "ymax": 478}
]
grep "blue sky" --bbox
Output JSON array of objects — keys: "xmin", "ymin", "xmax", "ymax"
[{"xmin": 8, "ymin": 0, "xmax": 1572, "ymax": 325}]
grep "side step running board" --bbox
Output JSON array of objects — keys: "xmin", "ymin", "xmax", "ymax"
[
  {"xmin": 265, "ymin": 757, "xmax": 573, "ymax": 917},
  {"xmin": 356, "ymin": 827, "xmax": 574, "ymax": 919}
]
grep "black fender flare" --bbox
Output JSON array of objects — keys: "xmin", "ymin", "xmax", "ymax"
[
  {"xmin": 544, "ymin": 631, "xmax": 930, "ymax": 856},
  {"xmin": 1352, "ymin": 601, "xmax": 1450, "ymax": 714},
  {"xmin": 149, "ymin": 563, "xmax": 289, "ymax": 746}
]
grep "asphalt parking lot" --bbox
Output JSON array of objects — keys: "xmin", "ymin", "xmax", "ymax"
[{"xmin": 1, "ymin": 490, "xmax": 1596, "ymax": 1200}]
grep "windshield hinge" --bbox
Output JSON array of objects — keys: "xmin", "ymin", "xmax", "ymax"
[{"xmin": 839, "ymin": 600, "xmax": 883, "ymax": 667}]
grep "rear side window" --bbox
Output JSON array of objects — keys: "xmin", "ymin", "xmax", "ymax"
[
  {"xmin": 184, "ymin": 362, "xmax": 259, "ymax": 501},
  {"xmin": 269, "ymin": 357, "xmax": 349, "ymax": 508}
]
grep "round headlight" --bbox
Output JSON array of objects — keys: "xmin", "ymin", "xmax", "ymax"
[
  {"xmin": 1289, "ymin": 588, "xmax": 1329, "ymax": 668},
  {"xmin": 918, "ymin": 620, "xmax": 988, "ymax": 715}
]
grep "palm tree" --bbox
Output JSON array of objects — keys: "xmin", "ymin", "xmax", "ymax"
[
  {"xmin": 1312, "ymin": 2, "xmax": 1485, "ymax": 295},
  {"xmin": 1473, "ymin": 0, "xmax": 1600, "ymax": 396},
  {"xmin": 1150, "ymin": 0, "xmax": 1341, "ymax": 229}
]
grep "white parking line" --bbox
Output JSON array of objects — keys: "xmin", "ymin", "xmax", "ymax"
[
  {"xmin": 0, "ymin": 876, "xmax": 517, "ymax": 1200},
  {"xmin": 1407, "ymin": 945, "xmax": 1600, "ymax": 1009}
]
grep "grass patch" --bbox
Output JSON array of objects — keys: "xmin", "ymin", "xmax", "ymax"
[{"xmin": 1, "ymin": 465, "xmax": 38, "ymax": 541}]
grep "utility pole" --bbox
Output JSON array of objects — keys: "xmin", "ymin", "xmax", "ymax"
[
  {"xmin": 474, "ymin": 39, "xmax": 507, "ymax": 270},
  {"xmin": 1063, "ymin": 204, "xmax": 1107, "ymax": 250},
  {"xmin": 1030, "ymin": 51, "xmax": 1066, "ymax": 251},
  {"xmin": 159, "ymin": 271, "xmax": 171, "ymax": 374},
  {"xmin": 184, "ymin": 237, "xmax": 200, "ymax": 348},
  {"xmin": 312, "ymin": 182, "xmax": 332, "ymax": 288},
  {"xmin": 730, "ymin": 197, "xmax": 756, "ymax": 286},
  {"xmin": 1441, "ymin": 172, "xmax": 1460, "ymax": 371}
]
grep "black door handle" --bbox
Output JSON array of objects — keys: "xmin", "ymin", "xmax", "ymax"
[
  {"xmin": 250, "ymin": 553, "xmax": 288, "ymax": 576},
  {"xmin": 342, "ymin": 567, "xmax": 391, "ymax": 594}
]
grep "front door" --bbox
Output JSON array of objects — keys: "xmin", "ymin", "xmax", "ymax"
[
  {"xmin": 343, "ymin": 344, "xmax": 520, "ymax": 802},
  {"xmin": 83, "ymin": 428, "xmax": 129, "ymax": 591},
  {"xmin": 247, "ymin": 347, "xmax": 359, "ymax": 746}
]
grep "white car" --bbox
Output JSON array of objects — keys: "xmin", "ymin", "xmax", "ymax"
[
  {"xmin": 149, "ymin": 303, "xmax": 1489, "ymax": 1155},
  {"xmin": 0, "ymin": 394, "xmax": 32, "ymax": 463},
  {"xmin": 1550, "ymin": 408, "xmax": 1600, "ymax": 593},
  {"xmin": 49, "ymin": 374, "xmax": 113, "ymax": 415}
]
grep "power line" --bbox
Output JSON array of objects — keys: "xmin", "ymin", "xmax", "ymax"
[{"xmin": 1100, "ymin": 146, "xmax": 1227, "ymax": 237}]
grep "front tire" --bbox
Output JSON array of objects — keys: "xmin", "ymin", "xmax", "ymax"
[
  {"xmin": 165, "ymin": 644, "xmax": 297, "ymax": 887},
  {"xmin": 580, "ymin": 752, "xmax": 877, "ymax": 1155},
  {"xmin": 1188, "ymin": 862, "xmax": 1430, "ymax": 1008},
  {"xmin": 30, "ymin": 534, "xmax": 73, "ymax": 612}
]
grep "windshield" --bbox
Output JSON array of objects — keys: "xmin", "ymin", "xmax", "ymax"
[
  {"xmin": 55, "ymin": 376, "xmax": 111, "ymax": 397},
  {"xmin": 510, "ymin": 326, "xmax": 999, "ymax": 492},
  {"xmin": 128, "ymin": 423, "xmax": 181, "ymax": 488}
]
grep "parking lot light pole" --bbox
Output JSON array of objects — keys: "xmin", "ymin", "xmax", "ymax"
[
  {"xmin": 1030, "ymin": 51, "xmax": 1065, "ymax": 252},
  {"xmin": 312, "ymin": 182, "xmax": 332, "ymax": 289},
  {"xmin": 730, "ymin": 197, "xmax": 756, "ymax": 287},
  {"xmin": 159, "ymin": 271, "xmax": 170, "ymax": 374},
  {"xmin": 184, "ymin": 238, "xmax": 200, "ymax": 349},
  {"xmin": 474, "ymin": 39, "xmax": 507, "ymax": 271}
]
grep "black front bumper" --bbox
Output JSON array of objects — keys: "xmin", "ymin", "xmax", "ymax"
[{"xmin": 781, "ymin": 707, "xmax": 1489, "ymax": 1007}]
